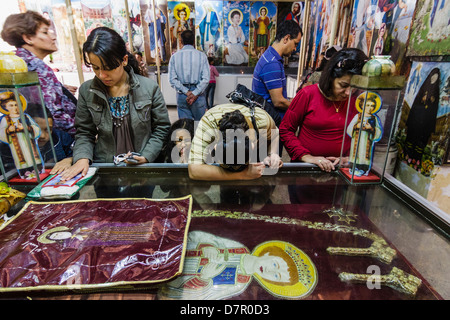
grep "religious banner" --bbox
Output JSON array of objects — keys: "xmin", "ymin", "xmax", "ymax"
[
  {"xmin": 370, "ymin": 0, "xmax": 417, "ymax": 75},
  {"xmin": 142, "ymin": 0, "xmax": 170, "ymax": 64},
  {"xmin": 277, "ymin": 1, "xmax": 304, "ymax": 66},
  {"xmin": 349, "ymin": 0, "xmax": 376, "ymax": 56},
  {"xmin": 168, "ymin": 1, "xmax": 195, "ymax": 54},
  {"xmin": 0, "ymin": 196, "xmax": 192, "ymax": 291},
  {"xmin": 195, "ymin": 0, "xmax": 223, "ymax": 59},
  {"xmin": 407, "ymin": 0, "xmax": 450, "ymax": 56},
  {"xmin": 396, "ymin": 61, "xmax": 450, "ymax": 176},
  {"xmin": 223, "ymin": 1, "xmax": 250, "ymax": 66},
  {"xmin": 249, "ymin": 1, "xmax": 277, "ymax": 66}
]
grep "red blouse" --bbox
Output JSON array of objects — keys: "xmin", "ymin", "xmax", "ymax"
[{"xmin": 280, "ymin": 84, "xmax": 357, "ymax": 161}]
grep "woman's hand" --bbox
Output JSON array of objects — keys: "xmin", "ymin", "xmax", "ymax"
[
  {"xmin": 63, "ymin": 84, "xmax": 78, "ymax": 95},
  {"xmin": 302, "ymin": 154, "xmax": 340, "ymax": 172},
  {"xmin": 50, "ymin": 157, "xmax": 73, "ymax": 175},
  {"xmin": 263, "ymin": 153, "xmax": 283, "ymax": 170},
  {"xmin": 243, "ymin": 163, "xmax": 266, "ymax": 179},
  {"xmin": 124, "ymin": 152, "xmax": 148, "ymax": 165},
  {"xmin": 59, "ymin": 158, "xmax": 90, "ymax": 182}
]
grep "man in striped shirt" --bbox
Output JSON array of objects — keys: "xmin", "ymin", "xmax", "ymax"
[
  {"xmin": 169, "ymin": 30, "xmax": 210, "ymax": 120},
  {"xmin": 188, "ymin": 103, "xmax": 282, "ymax": 180},
  {"xmin": 252, "ymin": 20, "xmax": 302, "ymax": 120}
]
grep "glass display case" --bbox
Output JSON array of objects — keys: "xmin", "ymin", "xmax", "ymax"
[
  {"xmin": 339, "ymin": 73, "xmax": 405, "ymax": 185},
  {"xmin": 1, "ymin": 164, "xmax": 448, "ymax": 301},
  {"xmin": 0, "ymin": 72, "xmax": 56, "ymax": 184}
]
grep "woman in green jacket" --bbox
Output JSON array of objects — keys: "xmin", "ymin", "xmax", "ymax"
[{"xmin": 60, "ymin": 27, "xmax": 170, "ymax": 182}]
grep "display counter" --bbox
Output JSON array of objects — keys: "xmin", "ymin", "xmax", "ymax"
[{"xmin": 1, "ymin": 164, "xmax": 449, "ymax": 300}]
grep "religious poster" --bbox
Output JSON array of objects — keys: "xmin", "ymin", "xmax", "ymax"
[
  {"xmin": 195, "ymin": 0, "xmax": 223, "ymax": 59},
  {"xmin": 141, "ymin": 0, "xmax": 170, "ymax": 64},
  {"xmin": 223, "ymin": 1, "xmax": 250, "ymax": 66},
  {"xmin": 80, "ymin": 0, "xmax": 114, "ymax": 36},
  {"xmin": 370, "ymin": 0, "xmax": 417, "ymax": 74},
  {"xmin": 70, "ymin": 1, "xmax": 88, "ymax": 67},
  {"xmin": 396, "ymin": 61, "xmax": 450, "ymax": 176},
  {"xmin": 277, "ymin": 1, "xmax": 304, "ymax": 66},
  {"xmin": 346, "ymin": 91, "xmax": 383, "ymax": 178},
  {"xmin": 249, "ymin": 1, "xmax": 277, "ymax": 66},
  {"xmin": 307, "ymin": 0, "xmax": 322, "ymax": 69},
  {"xmin": 0, "ymin": 197, "xmax": 192, "ymax": 291},
  {"xmin": 109, "ymin": 0, "xmax": 144, "ymax": 54},
  {"xmin": 167, "ymin": 1, "xmax": 195, "ymax": 54},
  {"xmin": 407, "ymin": 0, "xmax": 450, "ymax": 56},
  {"xmin": 334, "ymin": 0, "xmax": 354, "ymax": 48},
  {"xmin": 349, "ymin": 0, "xmax": 377, "ymax": 56}
]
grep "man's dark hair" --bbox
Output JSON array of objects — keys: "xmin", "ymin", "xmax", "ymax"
[
  {"xmin": 274, "ymin": 20, "xmax": 302, "ymax": 42},
  {"xmin": 215, "ymin": 110, "xmax": 253, "ymax": 172},
  {"xmin": 181, "ymin": 30, "xmax": 195, "ymax": 46}
]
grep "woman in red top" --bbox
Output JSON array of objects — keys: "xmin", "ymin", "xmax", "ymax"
[{"xmin": 280, "ymin": 48, "xmax": 368, "ymax": 172}]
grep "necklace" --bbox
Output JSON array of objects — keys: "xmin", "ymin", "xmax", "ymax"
[{"xmin": 333, "ymin": 100, "xmax": 342, "ymax": 113}]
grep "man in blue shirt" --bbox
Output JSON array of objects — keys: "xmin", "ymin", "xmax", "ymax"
[
  {"xmin": 252, "ymin": 20, "xmax": 302, "ymax": 120},
  {"xmin": 169, "ymin": 30, "xmax": 210, "ymax": 121}
]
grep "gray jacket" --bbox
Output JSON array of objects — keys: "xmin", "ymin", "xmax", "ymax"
[{"xmin": 73, "ymin": 69, "xmax": 170, "ymax": 164}]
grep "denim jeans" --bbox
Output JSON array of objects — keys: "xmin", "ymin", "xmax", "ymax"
[
  {"xmin": 176, "ymin": 85, "xmax": 207, "ymax": 121},
  {"xmin": 205, "ymin": 82, "xmax": 216, "ymax": 109}
]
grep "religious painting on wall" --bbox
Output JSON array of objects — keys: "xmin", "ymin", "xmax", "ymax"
[
  {"xmin": 334, "ymin": 0, "xmax": 353, "ymax": 48},
  {"xmin": 349, "ymin": 0, "xmax": 377, "ymax": 56},
  {"xmin": 223, "ymin": 1, "xmax": 250, "ymax": 66},
  {"xmin": 407, "ymin": 0, "xmax": 450, "ymax": 56},
  {"xmin": 249, "ymin": 1, "xmax": 277, "ymax": 66},
  {"xmin": 369, "ymin": 0, "xmax": 417, "ymax": 74},
  {"xmin": 195, "ymin": 0, "xmax": 223, "ymax": 60},
  {"xmin": 396, "ymin": 61, "xmax": 450, "ymax": 177},
  {"xmin": 80, "ymin": 0, "xmax": 114, "ymax": 36},
  {"xmin": 277, "ymin": 1, "xmax": 304, "ymax": 67},
  {"xmin": 141, "ymin": 0, "xmax": 170, "ymax": 64},
  {"xmin": 167, "ymin": 1, "xmax": 195, "ymax": 54},
  {"xmin": 70, "ymin": 1, "xmax": 88, "ymax": 67}
]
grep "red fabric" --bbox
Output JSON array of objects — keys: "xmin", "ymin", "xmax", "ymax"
[
  {"xmin": 0, "ymin": 198, "xmax": 191, "ymax": 290},
  {"xmin": 280, "ymin": 84, "xmax": 357, "ymax": 161}
]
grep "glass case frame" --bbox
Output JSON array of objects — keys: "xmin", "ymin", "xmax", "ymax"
[{"xmin": 1, "ymin": 163, "xmax": 448, "ymax": 300}]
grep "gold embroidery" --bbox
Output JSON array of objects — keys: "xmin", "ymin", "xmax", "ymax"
[
  {"xmin": 327, "ymin": 239, "xmax": 396, "ymax": 264},
  {"xmin": 338, "ymin": 267, "xmax": 422, "ymax": 296},
  {"xmin": 322, "ymin": 206, "xmax": 358, "ymax": 224}
]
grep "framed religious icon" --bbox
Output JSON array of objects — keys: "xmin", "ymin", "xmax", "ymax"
[
  {"xmin": 0, "ymin": 91, "xmax": 45, "ymax": 180},
  {"xmin": 346, "ymin": 91, "xmax": 383, "ymax": 178}
]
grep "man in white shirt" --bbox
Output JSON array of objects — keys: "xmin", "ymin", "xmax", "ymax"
[{"xmin": 168, "ymin": 30, "xmax": 210, "ymax": 120}]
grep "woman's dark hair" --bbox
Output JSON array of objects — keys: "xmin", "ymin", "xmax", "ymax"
[
  {"xmin": 318, "ymin": 48, "xmax": 368, "ymax": 97},
  {"xmin": 215, "ymin": 134, "xmax": 252, "ymax": 172},
  {"xmin": 159, "ymin": 118, "xmax": 195, "ymax": 163},
  {"xmin": 82, "ymin": 27, "xmax": 141, "ymax": 75},
  {"xmin": 218, "ymin": 110, "xmax": 249, "ymax": 132},
  {"xmin": 1, "ymin": 11, "xmax": 50, "ymax": 48}
]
